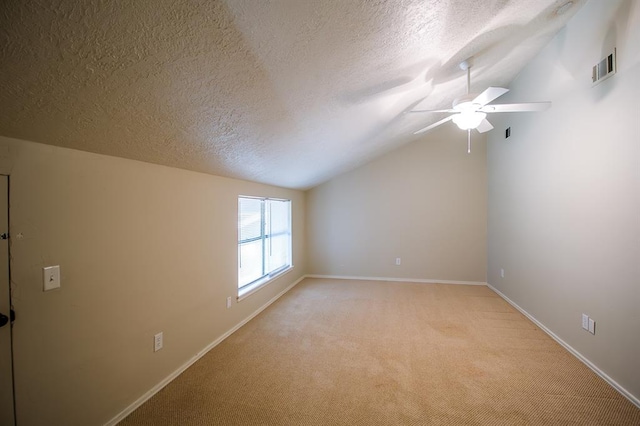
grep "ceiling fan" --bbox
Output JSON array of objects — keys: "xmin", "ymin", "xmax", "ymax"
[{"xmin": 409, "ymin": 59, "xmax": 551, "ymax": 153}]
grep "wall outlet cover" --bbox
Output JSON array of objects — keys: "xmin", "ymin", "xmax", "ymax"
[{"xmin": 154, "ymin": 332, "xmax": 163, "ymax": 352}]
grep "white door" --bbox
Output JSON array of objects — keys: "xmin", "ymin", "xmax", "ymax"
[{"xmin": 0, "ymin": 175, "xmax": 15, "ymax": 425}]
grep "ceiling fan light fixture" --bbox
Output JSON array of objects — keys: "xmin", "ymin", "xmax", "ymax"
[{"xmin": 452, "ymin": 111, "xmax": 486, "ymax": 130}]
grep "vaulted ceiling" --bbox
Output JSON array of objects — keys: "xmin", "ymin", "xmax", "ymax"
[{"xmin": 0, "ymin": 0, "xmax": 584, "ymax": 189}]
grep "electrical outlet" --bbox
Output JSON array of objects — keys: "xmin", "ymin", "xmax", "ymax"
[
  {"xmin": 588, "ymin": 318, "xmax": 596, "ymax": 334},
  {"xmin": 500, "ymin": 268, "xmax": 505, "ymax": 278},
  {"xmin": 154, "ymin": 332, "xmax": 163, "ymax": 352},
  {"xmin": 395, "ymin": 258, "xmax": 401, "ymax": 266},
  {"xmin": 226, "ymin": 296, "xmax": 232, "ymax": 309}
]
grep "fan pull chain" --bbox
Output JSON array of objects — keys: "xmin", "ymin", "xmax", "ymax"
[{"xmin": 467, "ymin": 129, "xmax": 471, "ymax": 153}]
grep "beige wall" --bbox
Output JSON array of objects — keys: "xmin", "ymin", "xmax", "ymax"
[
  {"xmin": 487, "ymin": 0, "xmax": 640, "ymax": 402},
  {"xmin": 0, "ymin": 136, "xmax": 306, "ymax": 425},
  {"xmin": 307, "ymin": 125, "xmax": 487, "ymax": 283}
]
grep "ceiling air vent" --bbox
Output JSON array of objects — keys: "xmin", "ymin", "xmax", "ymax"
[{"xmin": 592, "ymin": 48, "xmax": 616, "ymax": 86}]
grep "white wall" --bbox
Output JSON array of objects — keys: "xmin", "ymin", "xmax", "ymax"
[
  {"xmin": 487, "ymin": 0, "xmax": 640, "ymax": 402},
  {"xmin": 307, "ymin": 124, "xmax": 487, "ymax": 283},
  {"xmin": 0, "ymin": 136, "xmax": 306, "ymax": 425}
]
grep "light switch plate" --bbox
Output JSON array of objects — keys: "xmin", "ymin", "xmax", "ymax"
[
  {"xmin": 43, "ymin": 266, "xmax": 61, "ymax": 291},
  {"xmin": 581, "ymin": 314, "xmax": 589, "ymax": 330}
]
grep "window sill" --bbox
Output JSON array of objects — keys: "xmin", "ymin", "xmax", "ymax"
[{"xmin": 237, "ymin": 266, "xmax": 294, "ymax": 301}]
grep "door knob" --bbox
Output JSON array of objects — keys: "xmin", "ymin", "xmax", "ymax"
[{"xmin": 0, "ymin": 313, "xmax": 7, "ymax": 328}]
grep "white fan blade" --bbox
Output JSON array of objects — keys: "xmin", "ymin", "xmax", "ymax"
[
  {"xmin": 476, "ymin": 118, "xmax": 494, "ymax": 133},
  {"xmin": 407, "ymin": 108, "xmax": 457, "ymax": 114},
  {"xmin": 472, "ymin": 87, "xmax": 509, "ymax": 106},
  {"xmin": 414, "ymin": 115, "xmax": 454, "ymax": 134},
  {"xmin": 481, "ymin": 102, "xmax": 551, "ymax": 112}
]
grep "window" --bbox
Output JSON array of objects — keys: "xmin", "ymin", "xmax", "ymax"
[{"xmin": 238, "ymin": 196, "xmax": 292, "ymax": 295}]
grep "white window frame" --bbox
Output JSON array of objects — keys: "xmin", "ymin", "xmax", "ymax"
[{"xmin": 237, "ymin": 196, "xmax": 292, "ymax": 299}]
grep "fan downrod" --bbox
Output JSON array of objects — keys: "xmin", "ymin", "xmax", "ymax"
[{"xmin": 459, "ymin": 58, "xmax": 474, "ymax": 94}]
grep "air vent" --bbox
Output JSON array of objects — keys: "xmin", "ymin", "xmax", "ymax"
[{"xmin": 592, "ymin": 48, "xmax": 616, "ymax": 86}]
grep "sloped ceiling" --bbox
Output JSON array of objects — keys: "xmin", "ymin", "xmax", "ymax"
[{"xmin": 0, "ymin": 0, "xmax": 584, "ymax": 189}]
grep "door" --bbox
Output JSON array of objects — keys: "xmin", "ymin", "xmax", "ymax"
[{"xmin": 0, "ymin": 175, "xmax": 15, "ymax": 425}]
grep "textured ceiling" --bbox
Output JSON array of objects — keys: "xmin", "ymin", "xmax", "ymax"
[{"xmin": 0, "ymin": 0, "xmax": 584, "ymax": 189}]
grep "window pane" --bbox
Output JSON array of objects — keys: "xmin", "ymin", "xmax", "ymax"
[
  {"xmin": 239, "ymin": 240, "xmax": 262, "ymax": 287},
  {"xmin": 267, "ymin": 199, "xmax": 289, "ymax": 235},
  {"xmin": 267, "ymin": 234, "xmax": 288, "ymax": 273},
  {"xmin": 238, "ymin": 196, "xmax": 291, "ymax": 291},
  {"xmin": 265, "ymin": 199, "xmax": 290, "ymax": 275},
  {"xmin": 238, "ymin": 198, "xmax": 262, "ymax": 242}
]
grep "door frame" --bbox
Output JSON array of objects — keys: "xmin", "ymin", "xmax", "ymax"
[{"xmin": 0, "ymin": 174, "xmax": 16, "ymax": 425}]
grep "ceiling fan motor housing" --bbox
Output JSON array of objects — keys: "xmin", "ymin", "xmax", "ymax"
[{"xmin": 452, "ymin": 94, "xmax": 481, "ymax": 111}]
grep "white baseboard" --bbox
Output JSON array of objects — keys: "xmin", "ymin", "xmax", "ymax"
[
  {"xmin": 306, "ymin": 274, "xmax": 486, "ymax": 286},
  {"xmin": 107, "ymin": 276, "xmax": 638, "ymax": 425},
  {"xmin": 487, "ymin": 283, "xmax": 640, "ymax": 409},
  {"xmin": 104, "ymin": 275, "xmax": 306, "ymax": 426}
]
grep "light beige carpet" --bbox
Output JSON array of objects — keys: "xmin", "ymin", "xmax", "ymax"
[{"xmin": 120, "ymin": 278, "xmax": 640, "ymax": 425}]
